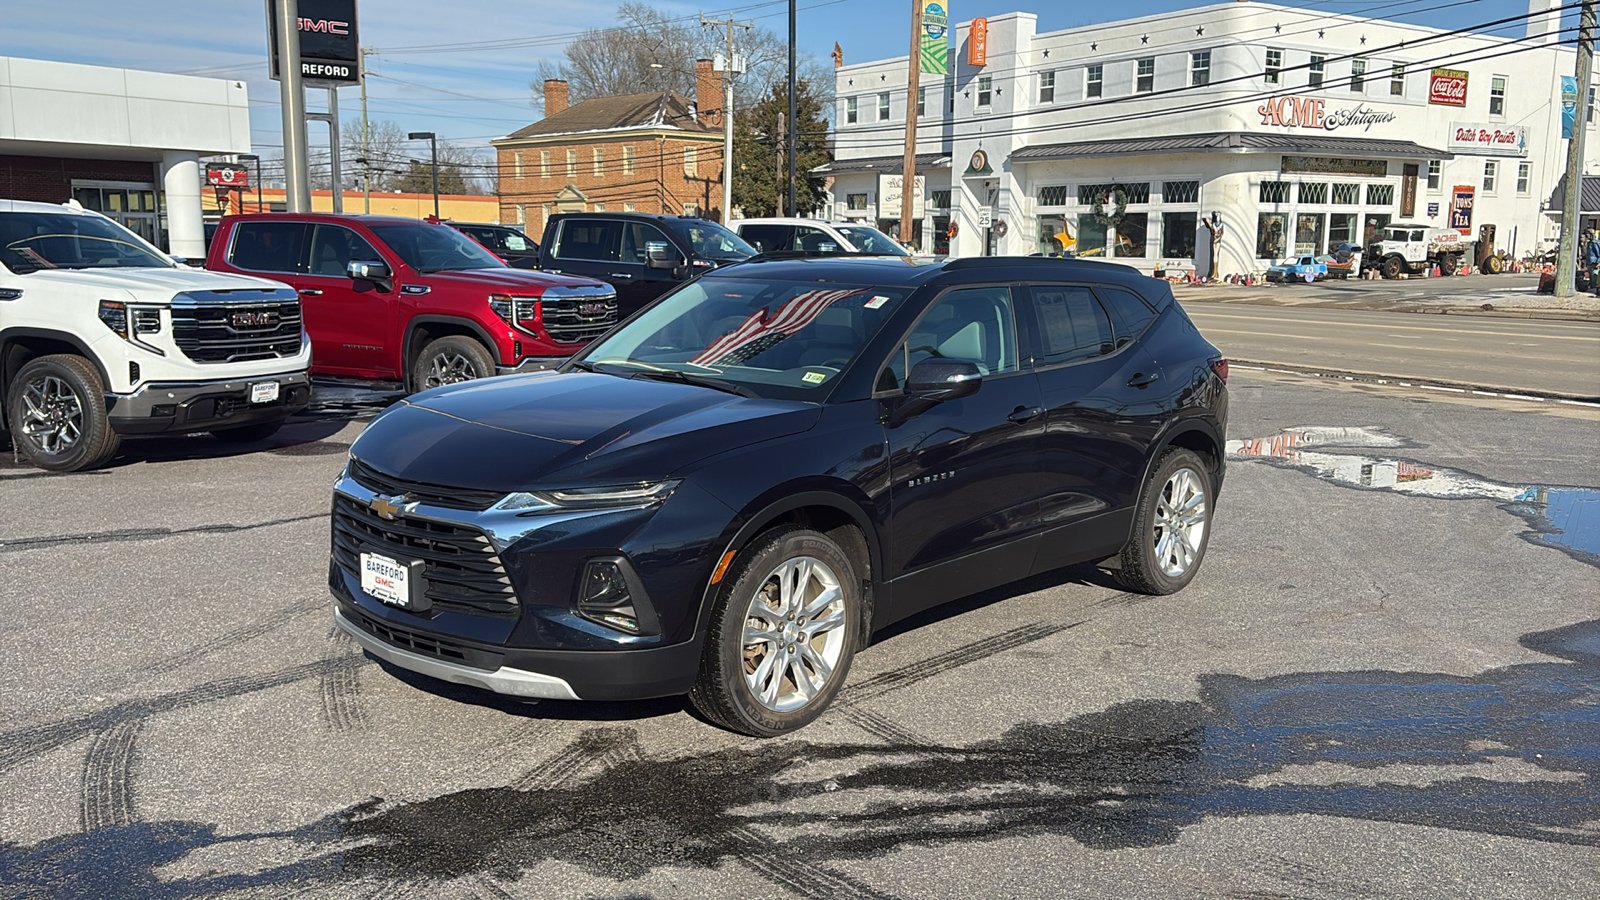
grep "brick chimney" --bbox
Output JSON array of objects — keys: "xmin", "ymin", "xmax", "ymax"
[
  {"xmin": 695, "ymin": 59, "xmax": 722, "ymax": 128},
  {"xmin": 544, "ymin": 79, "xmax": 569, "ymax": 117}
]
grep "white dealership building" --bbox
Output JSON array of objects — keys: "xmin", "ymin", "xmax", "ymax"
[{"xmin": 824, "ymin": 0, "xmax": 1593, "ymax": 273}]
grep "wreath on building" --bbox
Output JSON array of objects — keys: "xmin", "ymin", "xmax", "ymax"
[{"xmin": 1091, "ymin": 188, "xmax": 1128, "ymax": 227}]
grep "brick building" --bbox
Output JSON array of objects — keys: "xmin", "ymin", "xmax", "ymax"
[{"xmin": 493, "ymin": 60, "xmax": 726, "ymax": 236}]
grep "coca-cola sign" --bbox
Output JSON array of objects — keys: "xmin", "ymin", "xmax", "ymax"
[
  {"xmin": 1430, "ymin": 68, "xmax": 1469, "ymax": 107},
  {"xmin": 1257, "ymin": 97, "xmax": 1397, "ymax": 133},
  {"xmin": 1448, "ymin": 122, "xmax": 1529, "ymax": 157}
]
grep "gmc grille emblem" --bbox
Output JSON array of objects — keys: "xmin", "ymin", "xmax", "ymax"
[
  {"xmin": 577, "ymin": 302, "xmax": 609, "ymax": 317},
  {"xmin": 232, "ymin": 311, "xmax": 278, "ymax": 328}
]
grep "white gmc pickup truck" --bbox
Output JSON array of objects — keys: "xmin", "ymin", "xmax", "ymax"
[{"xmin": 0, "ymin": 200, "xmax": 312, "ymax": 471}]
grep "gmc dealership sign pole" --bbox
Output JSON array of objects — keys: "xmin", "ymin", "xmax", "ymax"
[
  {"xmin": 272, "ymin": 0, "xmax": 312, "ymax": 211},
  {"xmin": 269, "ymin": 0, "xmax": 362, "ymax": 214}
]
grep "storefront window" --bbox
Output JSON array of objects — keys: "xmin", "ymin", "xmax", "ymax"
[
  {"xmin": 1162, "ymin": 212, "xmax": 1197, "ymax": 259},
  {"xmin": 1362, "ymin": 214, "xmax": 1391, "ymax": 245},
  {"xmin": 1038, "ymin": 215, "xmax": 1067, "ymax": 255},
  {"xmin": 1294, "ymin": 213, "xmax": 1324, "ymax": 255},
  {"xmin": 1077, "ymin": 215, "xmax": 1108, "ymax": 257},
  {"xmin": 933, "ymin": 218, "xmax": 950, "ymax": 255},
  {"xmin": 1257, "ymin": 213, "xmax": 1287, "ymax": 259},
  {"xmin": 1298, "ymin": 183, "xmax": 1328, "ymax": 204},
  {"xmin": 1366, "ymin": 184, "xmax": 1395, "ymax": 205},
  {"xmin": 1114, "ymin": 213, "xmax": 1148, "ymax": 257},
  {"xmin": 1329, "ymin": 213, "xmax": 1357, "ymax": 247}
]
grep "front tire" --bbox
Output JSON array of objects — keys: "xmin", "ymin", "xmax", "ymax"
[
  {"xmin": 1115, "ymin": 448, "xmax": 1214, "ymax": 595},
  {"xmin": 690, "ymin": 527, "xmax": 860, "ymax": 737},
  {"xmin": 410, "ymin": 336, "xmax": 494, "ymax": 392},
  {"xmin": 1381, "ymin": 255, "xmax": 1403, "ymax": 279},
  {"xmin": 5, "ymin": 355, "xmax": 120, "ymax": 472}
]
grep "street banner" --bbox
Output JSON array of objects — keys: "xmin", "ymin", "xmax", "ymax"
[
  {"xmin": 1562, "ymin": 76, "xmax": 1578, "ymax": 140},
  {"xmin": 921, "ymin": 2, "xmax": 948, "ymax": 76},
  {"xmin": 1449, "ymin": 185, "xmax": 1475, "ymax": 235}
]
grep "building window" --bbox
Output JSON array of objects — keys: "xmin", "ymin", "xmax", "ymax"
[
  {"xmin": 1590, "ymin": 87, "xmax": 1596, "ymax": 123},
  {"xmin": 1039, "ymin": 70, "xmax": 1055, "ymax": 103},
  {"xmin": 1164, "ymin": 180, "xmax": 1199, "ymax": 203},
  {"xmin": 592, "ymin": 148, "xmax": 604, "ymax": 177},
  {"xmin": 515, "ymin": 203, "xmax": 526, "ymax": 225},
  {"xmin": 1162, "ymin": 212, "xmax": 1197, "ymax": 258},
  {"xmin": 845, "ymin": 96, "xmax": 858, "ymax": 124},
  {"xmin": 947, "ymin": 83, "xmax": 956, "ymax": 113},
  {"xmin": 624, "ymin": 202, "xmax": 636, "ymax": 212},
  {"xmin": 1329, "ymin": 213, "xmax": 1357, "ymax": 247},
  {"xmin": 540, "ymin": 150, "xmax": 550, "ymax": 178},
  {"xmin": 977, "ymin": 75, "xmax": 992, "ymax": 107},
  {"xmin": 514, "ymin": 151, "xmax": 524, "ymax": 179},
  {"xmin": 1136, "ymin": 58, "xmax": 1154, "ymax": 93},
  {"xmin": 1257, "ymin": 213, "xmax": 1287, "ymax": 259},
  {"xmin": 1191, "ymin": 51, "xmax": 1211, "ymax": 87},
  {"xmin": 1489, "ymin": 76, "xmax": 1506, "ymax": 117},
  {"xmin": 1086, "ymin": 65, "xmax": 1103, "ymax": 98},
  {"xmin": 1427, "ymin": 160, "xmax": 1441, "ymax": 190},
  {"xmin": 683, "ymin": 147, "xmax": 697, "ymax": 177},
  {"xmin": 1309, "ymin": 55, "xmax": 1325, "ymax": 88},
  {"xmin": 623, "ymin": 145, "xmax": 634, "ymax": 175},
  {"xmin": 1259, "ymin": 181, "xmax": 1291, "ymax": 204},
  {"xmin": 1390, "ymin": 63, "xmax": 1405, "ymax": 96},
  {"xmin": 1350, "ymin": 58, "xmax": 1366, "ymax": 92},
  {"xmin": 1297, "ymin": 182, "xmax": 1328, "ymax": 204},
  {"xmin": 1038, "ymin": 185, "xmax": 1068, "ymax": 206},
  {"xmin": 878, "ymin": 92, "xmax": 890, "ymax": 121},
  {"xmin": 1517, "ymin": 161, "xmax": 1532, "ymax": 195},
  {"xmin": 1366, "ymin": 184, "xmax": 1394, "ymax": 205},
  {"xmin": 1265, "ymin": 49, "xmax": 1282, "ymax": 84},
  {"xmin": 1331, "ymin": 183, "xmax": 1360, "ymax": 204},
  {"xmin": 566, "ymin": 149, "xmax": 577, "ymax": 178},
  {"xmin": 917, "ymin": 86, "xmax": 926, "ymax": 116},
  {"xmin": 594, "ymin": 203, "xmax": 606, "ymax": 212},
  {"xmin": 847, "ymin": 193, "xmax": 868, "ymax": 210},
  {"xmin": 1482, "ymin": 160, "xmax": 1497, "ymax": 193},
  {"xmin": 1078, "ymin": 182, "xmax": 1150, "ymax": 204},
  {"xmin": 931, "ymin": 189, "xmax": 951, "ymax": 208},
  {"xmin": 1295, "ymin": 213, "xmax": 1325, "ymax": 255}
]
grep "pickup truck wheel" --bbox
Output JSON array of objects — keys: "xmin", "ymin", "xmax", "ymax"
[
  {"xmin": 211, "ymin": 420, "xmax": 285, "ymax": 443},
  {"xmin": 1381, "ymin": 256, "xmax": 1403, "ymax": 280},
  {"xmin": 6, "ymin": 355, "xmax": 120, "ymax": 472},
  {"xmin": 690, "ymin": 526, "xmax": 860, "ymax": 737},
  {"xmin": 412, "ymin": 336, "xmax": 494, "ymax": 391},
  {"xmin": 1439, "ymin": 253, "xmax": 1458, "ymax": 276}
]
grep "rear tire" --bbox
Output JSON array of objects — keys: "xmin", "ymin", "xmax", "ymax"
[
  {"xmin": 1115, "ymin": 448, "xmax": 1214, "ymax": 596},
  {"xmin": 1439, "ymin": 254, "xmax": 1458, "ymax": 276},
  {"xmin": 5, "ymin": 354, "xmax": 120, "ymax": 472},
  {"xmin": 690, "ymin": 526, "xmax": 860, "ymax": 737},
  {"xmin": 410, "ymin": 336, "xmax": 494, "ymax": 392},
  {"xmin": 210, "ymin": 420, "xmax": 285, "ymax": 443}
]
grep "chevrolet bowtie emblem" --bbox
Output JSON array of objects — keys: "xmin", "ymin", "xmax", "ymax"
[{"xmin": 369, "ymin": 495, "xmax": 406, "ymax": 520}]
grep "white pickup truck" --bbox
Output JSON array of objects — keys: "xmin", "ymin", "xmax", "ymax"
[
  {"xmin": 1365, "ymin": 224, "xmax": 1476, "ymax": 279},
  {"xmin": 0, "ymin": 200, "xmax": 312, "ymax": 471}
]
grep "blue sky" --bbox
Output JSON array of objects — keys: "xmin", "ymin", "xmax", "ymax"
[{"xmin": 0, "ymin": 0, "xmax": 1549, "ymax": 163}]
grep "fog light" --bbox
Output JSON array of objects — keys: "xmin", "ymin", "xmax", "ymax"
[{"xmin": 576, "ymin": 557, "xmax": 659, "ymax": 635}]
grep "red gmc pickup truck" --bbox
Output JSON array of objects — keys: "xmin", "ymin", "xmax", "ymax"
[{"xmin": 205, "ymin": 214, "xmax": 617, "ymax": 389}]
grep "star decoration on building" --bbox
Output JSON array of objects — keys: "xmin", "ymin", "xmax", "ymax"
[
  {"xmin": 1090, "ymin": 42, "xmax": 1098, "ymax": 51},
  {"xmin": 963, "ymin": 90, "xmax": 970, "ymax": 98},
  {"xmin": 1043, "ymin": 49, "xmax": 1050, "ymax": 57},
  {"xmin": 1141, "ymin": 34, "xmax": 1149, "ymax": 44},
  {"xmin": 881, "ymin": 74, "xmax": 886, "ymax": 81},
  {"xmin": 995, "ymin": 88, "xmax": 1002, "ymax": 95},
  {"xmin": 847, "ymin": 78, "xmax": 853, "ymax": 86},
  {"xmin": 1274, "ymin": 23, "xmax": 1282, "ymax": 33},
  {"xmin": 1196, "ymin": 26, "xmax": 1204, "ymax": 36},
  {"xmin": 1318, "ymin": 29, "xmax": 1325, "ymax": 38},
  {"xmin": 1360, "ymin": 35, "xmax": 1367, "ymax": 45}
]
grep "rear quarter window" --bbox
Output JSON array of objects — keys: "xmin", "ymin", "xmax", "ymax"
[
  {"xmin": 1093, "ymin": 286, "xmax": 1158, "ymax": 347},
  {"xmin": 554, "ymin": 220, "xmax": 621, "ymax": 261},
  {"xmin": 229, "ymin": 221, "xmax": 308, "ymax": 273}
]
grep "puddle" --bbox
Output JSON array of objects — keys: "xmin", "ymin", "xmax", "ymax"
[
  {"xmin": 305, "ymin": 383, "xmax": 407, "ymax": 416},
  {"xmin": 266, "ymin": 440, "xmax": 351, "ymax": 457},
  {"xmin": 1229, "ymin": 426, "xmax": 1600, "ymax": 563}
]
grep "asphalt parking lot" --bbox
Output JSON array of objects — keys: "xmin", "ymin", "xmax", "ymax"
[{"xmin": 2, "ymin": 371, "xmax": 1598, "ymax": 899}]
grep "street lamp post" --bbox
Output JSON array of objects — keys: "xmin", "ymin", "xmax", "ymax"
[
  {"xmin": 238, "ymin": 154, "xmax": 262, "ymax": 214},
  {"xmin": 408, "ymin": 131, "xmax": 439, "ymax": 219}
]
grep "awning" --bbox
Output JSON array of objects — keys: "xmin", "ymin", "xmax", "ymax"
[
  {"xmin": 1010, "ymin": 132, "xmax": 1452, "ymax": 163},
  {"xmin": 1545, "ymin": 174, "xmax": 1600, "ymax": 214},
  {"xmin": 812, "ymin": 153, "xmax": 951, "ymax": 175}
]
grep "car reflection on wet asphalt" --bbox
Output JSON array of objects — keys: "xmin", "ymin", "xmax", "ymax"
[{"xmin": 1230, "ymin": 426, "xmax": 1600, "ymax": 560}]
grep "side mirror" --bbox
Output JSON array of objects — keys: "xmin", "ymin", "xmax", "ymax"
[
  {"xmin": 818, "ymin": 241, "xmax": 839, "ymax": 253},
  {"xmin": 646, "ymin": 241, "xmax": 678, "ymax": 270},
  {"xmin": 347, "ymin": 259, "xmax": 391, "ymax": 281},
  {"xmin": 907, "ymin": 358, "xmax": 982, "ymax": 402}
]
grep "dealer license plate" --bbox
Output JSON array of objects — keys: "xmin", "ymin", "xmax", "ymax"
[
  {"xmin": 250, "ymin": 381, "xmax": 280, "ymax": 404},
  {"xmin": 360, "ymin": 551, "xmax": 411, "ymax": 607}
]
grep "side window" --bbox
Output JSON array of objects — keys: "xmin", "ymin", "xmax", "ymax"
[
  {"xmin": 308, "ymin": 224, "xmax": 382, "ymax": 277},
  {"xmin": 502, "ymin": 231, "xmax": 530, "ymax": 252},
  {"xmin": 620, "ymin": 223, "xmax": 675, "ymax": 263},
  {"xmin": 740, "ymin": 224, "xmax": 793, "ymax": 252},
  {"xmin": 905, "ymin": 286, "xmax": 1019, "ymax": 377},
  {"xmin": 553, "ymin": 219, "xmax": 621, "ymax": 261},
  {"xmin": 794, "ymin": 227, "xmax": 838, "ymax": 253},
  {"xmin": 229, "ymin": 221, "xmax": 307, "ymax": 273},
  {"xmin": 1030, "ymin": 284, "xmax": 1114, "ymax": 366},
  {"xmin": 1093, "ymin": 286, "xmax": 1157, "ymax": 347}
]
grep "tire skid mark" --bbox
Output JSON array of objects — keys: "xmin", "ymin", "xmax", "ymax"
[
  {"xmin": 79, "ymin": 718, "xmax": 144, "ymax": 832},
  {"xmin": 0, "ymin": 512, "xmax": 325, "ymax": 553},
  {"xmin": 510, "ymin": 727, "xmax": 631, "ymax": 792},
  {"xmin": 145, "ymin": 596, "xmax": 326, "ymax": 676},
  {"xmin": 0, "ymin": 657, "xmax": 368, "ymax": 775},
  {"xmin": 1245, "ymin": 855, "xmax": 1393, "ymax": 899},
  {"xmin": 844, "ymin": 622, "xmax": 1077, "ymax": 703},
  {"xmin": 318, "ymin": 628, "xmax": 368, "ymax": 733},
  {"xmin": 841, "ymin": 707, "xmax": 930, "ymax": 747},
  {"xmin": 732, "ymin": 826, "xmax": 900, "ymax": 900},
  {"xmin": 469, "ymin": 873, "xmax": 518, "ymax": 899}
]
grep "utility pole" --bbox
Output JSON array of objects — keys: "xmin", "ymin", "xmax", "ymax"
[
  {"xmin": 1556, "ymin": 0, "xmax": 1596, "ymax": 297},
  {"xmin": 361, "ymin": 47, "xmax": 373, "ymax": 213},
  {"xmin": 900, "ymin": 0, "xmax": 923, "ymax": 246},
  {"xmin": 274, "ymin": 0, "xmax": 311, "ymax": 212},
  {"xmin": 776, "ymin": 112, "xmax": 786, "ymax": 215},
  {"xmin": 787, "ymin": 0, "xmax": 798, "ymax": 216},
  {"xmin": 702, "ymin": 14, "xmax": 751, "ymax": 226}
]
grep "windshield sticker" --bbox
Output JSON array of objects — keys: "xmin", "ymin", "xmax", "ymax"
[
  {"xmin": 865, "ymin": 295, "xmax": 891, "ymax": 309},
  {"xmin": 803, "ymin": 371, "xmax": 828, "ymax": 384}
]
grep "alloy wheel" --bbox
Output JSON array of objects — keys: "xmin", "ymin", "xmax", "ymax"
[
  {"xmin": 1153, "ymin": 467, "xmax": 1208, "ymax": 578},
  {"xmin": 424, "ymin": 350, "xmax": 478, "ymax": 388},
  {"xmin": 18, "ymin": 375, "xmax": 84, "ymax": 456},
  {"xmin": 741, "ymin": 556, "xmax": 848, "ymax": 712}
]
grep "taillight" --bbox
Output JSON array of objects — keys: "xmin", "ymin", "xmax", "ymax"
[
  {"xmin": 489, "ymin": 294, "xmax": 541, "ymax": 332},
  {"xmin": 1210, "ymin": 358, "xmax": 1229, "ymax": 382}
]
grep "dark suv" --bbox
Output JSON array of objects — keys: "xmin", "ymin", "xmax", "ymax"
[
  {"xmin": 537, "ymin": 213, "xmax": 755, "ymax": 317},
  {"xmin": 445, "ymin": 220, "xmax": 540, "ymax": 269},
  {"xmin": 330, "ymin": 256, "xmax": 1228, "ymax": 735}
]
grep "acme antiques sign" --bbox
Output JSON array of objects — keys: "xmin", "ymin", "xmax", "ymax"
[
  {"xmin": 1429, "ymin": 68, "xmax": 1468, "ymax": 106},
  {"xmin": 1258, "ymin": 97, "xmax": 1397, "ymax": 132},
  {"xmin": 1448, "ymin": 122, "xmax": 1529, "ymax": 157}
]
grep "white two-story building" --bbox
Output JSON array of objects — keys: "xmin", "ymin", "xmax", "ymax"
[{"xmin": 824, "ymin": 0, "xmax": 1593, "ymax": 273}]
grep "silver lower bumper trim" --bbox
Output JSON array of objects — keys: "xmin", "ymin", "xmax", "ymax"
[{"xmin": 335, "ymin": 608, "xmax": 580, "ymax": 701}]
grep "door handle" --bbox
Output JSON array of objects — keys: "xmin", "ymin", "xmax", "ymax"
[
  {"xmin": 298, "ymin": 288, "xmax": 323, "ymax": 296},
  {"xmin": 608, "ymin": 272, "xmax": 635, "ymax": 281},
  {"xmin": 1007, "ymin": 406, "xmax": 1045, "ymax": 424},
  {"xmin": 1127, "ymin": 372, "xmax": 1160, "ymax": 388}
]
